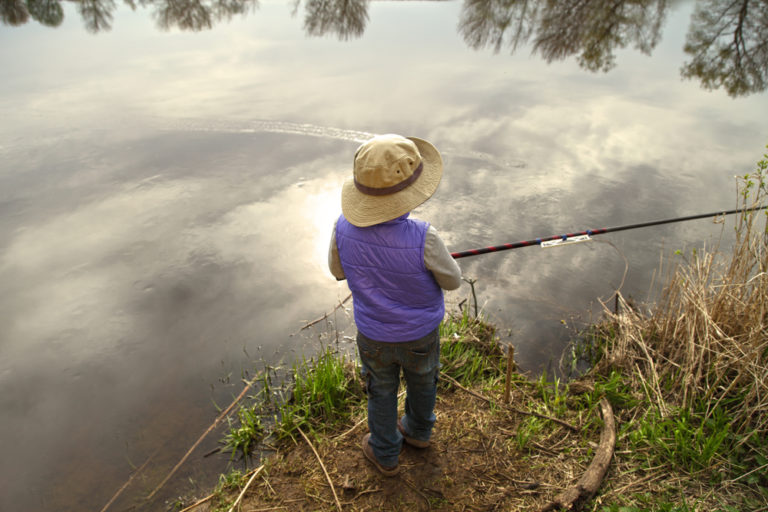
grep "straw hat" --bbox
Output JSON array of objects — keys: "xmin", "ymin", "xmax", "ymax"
[{"xmin": 341, "ymin": 134, "xmax": 443, "ymax": 227}]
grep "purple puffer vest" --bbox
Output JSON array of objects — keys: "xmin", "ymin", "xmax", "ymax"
[{"xmin": 335, "ymin": 213, "xmax": 445, "ymax": 342}]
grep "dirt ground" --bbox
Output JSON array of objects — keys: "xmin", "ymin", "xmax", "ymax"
[{"xmin": 201, "ymin": 383, "xmax": 598, "ymax": 512}]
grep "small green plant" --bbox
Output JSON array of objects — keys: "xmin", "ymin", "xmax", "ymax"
[
  {"xmin": 594, "ymin": 371, "xmax": 638, "ymax": 410},
  {"xmin": 567, "ymin": 324, "xmax": 612, "ymax": 372},
  {"xmin": 738, "ymin": 144, "xmax": 767, "ymax": 205},
  {"xmin": 534, "ymin": 371, "xmax": 568, "ymax": 416},
  {"xmin": 515, "ymin": 416, "xmax": 546, "ymax": 452},
  {"xmin": 208, "ymin": 468, "xmax": 247, "ymax": 511},
  {"xmin": 599, "ymin": 501, "xmax": 697, "ymax": 512},
  {"xmin": 221, "ymin": 404, "xmax": 265, "ymax": 463}
]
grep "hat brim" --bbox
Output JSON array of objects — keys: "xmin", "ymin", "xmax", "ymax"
[{"xmin": 341, "ymin": 137, "xmax": 443, "ymax": 227}]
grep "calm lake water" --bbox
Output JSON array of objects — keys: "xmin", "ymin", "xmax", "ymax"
[{"xmin": 2, "ymin": 0, "xmax": 767, "ymax": 509}]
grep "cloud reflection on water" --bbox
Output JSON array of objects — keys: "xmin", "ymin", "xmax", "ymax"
[
  {"xmin": 0, "ymin": 132, "xmax": 350, "ymax": 362},
  {"xmin": 0, "ymin": 130, "xmax": 357, "ymax": 509}
]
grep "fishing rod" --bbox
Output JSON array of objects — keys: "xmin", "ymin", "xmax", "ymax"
[{"xmin": 450, "ymin": 205, "xmax": 768, "ymax": 259}]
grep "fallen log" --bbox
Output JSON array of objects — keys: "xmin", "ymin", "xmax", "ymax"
[{"xmin": 539, "ymin": 398, "xmax": 616, "ymax": 511}]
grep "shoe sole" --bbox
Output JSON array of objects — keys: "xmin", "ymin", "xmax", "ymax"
[
  {"xmin": 362, "ymin": 434, "xmax": 400, "ymax": 476},
  {"xmin": 398, "ymin": 420, "xmax": 430, "ymax": 448}
]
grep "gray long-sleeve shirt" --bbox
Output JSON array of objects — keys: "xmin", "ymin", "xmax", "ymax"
[{"xmin": 328, "ymin": 219, "xmax": 463, "ymax": 290}]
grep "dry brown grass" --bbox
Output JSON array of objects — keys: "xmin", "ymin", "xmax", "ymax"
[{"xmin": 593, "ymin": 168, "xmax": 768, "ymax": 438}]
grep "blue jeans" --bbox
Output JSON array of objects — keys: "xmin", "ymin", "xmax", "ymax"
[{"xmin": 357, "ymin": 327, "xmax": 440, "ymax": 467}]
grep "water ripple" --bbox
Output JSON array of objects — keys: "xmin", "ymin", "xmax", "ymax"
[{"xmin": 159, "ymin": 117, "xmax": 527, "ymax": 170}]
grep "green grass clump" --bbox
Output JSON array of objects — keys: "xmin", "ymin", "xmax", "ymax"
[
  {"xmin": 627, "ymin": 403, "xmax": 731, "ymax": 475},
  {"xmin": 599, "ymin": 500, "xmax": 698, "ymax": 512},
  {"xmin": 274, "ymin": 347, "xmax": 364, "ymax": 440},
  {"xmin": 533, "ymin": 371, "xmax": 569, "ymax": 416},
  {"xmin": 220, "ymin": 404, "xmax": 265, "ymax": 463},
  {"xmin": 214, "ymin": 346, "xmax": 364, "ymax": 466},
  {"xmin": 515, "ymin": 415, "xmax": 548, "ymax": 452},
  {"xmin": 440, "ymin": 309, "xmax": 505, "ymax": 386}
]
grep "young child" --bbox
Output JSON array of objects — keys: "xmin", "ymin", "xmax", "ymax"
[{"xmin": 328, "ymin": 134, "xmax": 462, "ymax": 476}]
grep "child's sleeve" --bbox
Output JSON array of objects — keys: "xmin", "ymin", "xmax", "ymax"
[
  {"xmin": 328, "ymin": 220, "xmax": 346, "ymax": 281},
  {"xmin": 424, "ymin": 226, "xmax": 462, "ymax": 290}
]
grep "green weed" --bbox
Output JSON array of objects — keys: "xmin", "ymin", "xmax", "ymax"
[
  {"xmin": 515, "ymin": 416, "xmax": 546, "ymax": 452},
  {"xmin": 274, "ymin": 347, "xmax": 364, "ymax": 440},
  {"xmin": 534, "ymin": 371, "xmax": 568, "ymax": 417},
  {"xmin": 208, "ymin": 468, "xmax": 247, "ymax": 512},
  {"xmin": 220, "ymin": 404, "xmax": 265, "ymax": 463},
  {"xmin": 567, "ymin": 324, "xmax": 613, "ymax": 371},
  {"xmin": 627, "ymin": 404, "xmax": 731, "ymax": 475},
  {"xmin": 599, "ymin": 501, "xmax": 695, "ymax": 512},
  {"xmin": 594, "ymin": 371, "xmax": 639, "ymax": 410},
  {"xmin": 440, "ymin": 310, "xmax": 504, "ymax": 386}
]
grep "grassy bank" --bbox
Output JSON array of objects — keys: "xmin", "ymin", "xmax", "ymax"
[{"xmin": 170, "ymin": 151, "xmax": 767, "ymax": 511}]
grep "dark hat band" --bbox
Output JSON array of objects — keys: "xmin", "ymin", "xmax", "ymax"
[{"xmin": 353, "ymin": 162, "xmax": 423, "ymax": 196}]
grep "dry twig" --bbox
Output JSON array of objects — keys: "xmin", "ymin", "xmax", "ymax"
[
  {"xmin": 293, "ymin": 292, "xmax": 352, "ymax": 335},
  {"xmin": 178, "ymin": 494, "xmax": 215, "ymax": 512},
  {"xmin": 99, "ymin": 451, "xmax": 157, "ymax": 512},
  {"xmin": 297, "ymin": 426, "xmax": 342, "ymax": 512},
  {"xmin": 147, "ymin": 379, "xmax": 255, "ymax": 500},
  {"xmin": 227, "ymin": 465, "xmax": 265, "ymax": 512}
]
